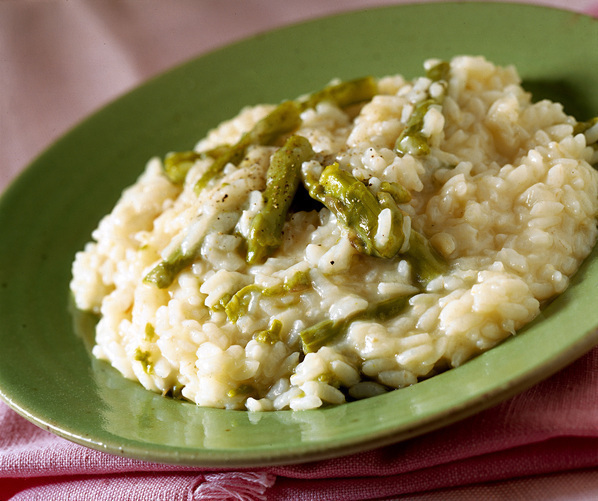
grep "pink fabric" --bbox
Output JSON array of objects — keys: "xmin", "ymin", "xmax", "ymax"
[
  {"xmin": 2, "ymin": 1, "xmax": 598, "ymax": 499},
  {"xmin": 1, "ymin": 347, "xmax": 598, "ymax": 500}
]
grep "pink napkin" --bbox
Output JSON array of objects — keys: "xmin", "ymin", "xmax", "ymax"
[
  {"xmin": 2, "ymin": 2, "xmax": 598, "ymax": 500},
  {"xmin": 1, "ymin": 346, "xmax": 598, "ymax": 500}
]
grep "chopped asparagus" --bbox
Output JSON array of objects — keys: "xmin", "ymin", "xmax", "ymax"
[
  {"xmin": 299, "ymin": 319, "xmax": 342, "ymax": 354},
  {"xmin": 163, "ymin": 144, "xmax": 231, "ymax": 184},
  {"xmin": 164, "ymin": 151, "xmax": 203, "ymax": 184},
  {"xmin": 305, "ymin": 162, "xmax": 407, "ymax": 259},
  {"xmin": 143, "ymin": 247, "xmax": 196, "ymax": 289},
  {"xmin": 246, "ymin": 135, "xmax": 315, "ymax": 264},
  {"xmin": 224, "ymin": 284, "xmax": 264, "ymax": 323},
  {"xmin": 163, "ymin": 77, "xmax": 378, "ymax": 187},
  {"xmin": 379, "ymin": 181, "xmax": 412, "ymax": 204},
  {"xmin": 395, "ymin": 61, "xmax": 450, "ymax": 157},
  {"xmin": 193, "ymin": 100, "xmax": 303, "ymax": 193},
  {"xmin": 144, "ymin": 323, "xmax": 158, "ymax": 342},
  {"xmin": 425, "ymin": 60, "xmax": 450, "ymax": 82},
  {"xmin": 253, "ymin": 318, "xmax": 283, "ymax": 345},
  {"xmin": 300, "ymin": 293, "xmax": 413, "ymax": 353},
  {"xmin": 303, "ymin": 162, "xmax": 447, "ymax": 282},
  {"xmin": 134, "ymin": 348, "xmax": 154, "ymax": 375},
  {"xmin": 227, "ymin": 384, "xmax": 255, "ymax": 398},
  {"xmin": 394, "ymin": 98, "xmax": 437, "ymax": 157},
  {"xmin": 283, "ymin": 268, "xmax": 311, "ymax": 290},
  {"xmin": 223, "ymin": 270, "xmax": 311, "ymax": 323},
  {"xmin": 298, "ymin": 76, "xmax": 378, "ymax": 111},
  {"xmin": 405, "ymin": 229, "xmax": 448, "ymax": 285},
  {"xmin": 145, "ymin": 151, "xmax": 270, "ymax": 289}
]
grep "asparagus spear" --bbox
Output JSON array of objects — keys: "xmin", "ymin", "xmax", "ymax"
[
  {"xmin": 379, "ymin": 181, "xmax": 412, "ymax": 204},
  {"xmin": 253, "ymin": 318, "xmax": 283, "ymax": 345},
  {"xmin": 194, "ymin": 100, "xmax": 303, "ymax": 194},
  {"xmin": 395, "ymin": 60, "xmax": 450, "ymax": 157},
  {"xmin": 300, "ymin": 293, "xmax": 413, "ymax": 353},
  {"xmin": 405, "ymin": 229, "xmax": 448, "ymax": 286},
  {"xmin": 223, "ymin": 270, "xmax": 311, "ymax": 323},
  {"xmin": 299, "ymin": 319, "xmax": 340, "ymax": 354},
  {"xmin": 394, "ymin": 98, "xmax": 438, "ymax": 157},
  {"xmin": 303, "ymin": 162, "xmax": 447, "ymax": 280},
  {"xmin": 163, "ymin": 77, "xmax": 378, "ymax": 187},
  {"xmin": 193, "ymin": 78, "xmax": 376, "ymax": 193},
  {"xmin": 304, "ymin": 162, "xmax": 407, "ymax": 259},
  {"xmin": 246, "ymin": 135, "xmax": 315, "ymax": 264},
  {"xmin": 297, "ymin": 76, "xmax": 377, "ymax": 111},
  {"xmin": 163, "ymin": 144, "xmax": 231, "ymax": 184},
  {"xmin": 143, "ymin": 246, "xmax": 196, "ymax": 289},
  {"xmin": 143, "ymin": 134, "xmax": 311, "ymax": 290},
  {"xmin": 298, "ymin": 164, "xmax": 445, "ymax": 353},
  {"xmin": 425, "ymin": 60, "xmax": 450, "ymax": 83}
]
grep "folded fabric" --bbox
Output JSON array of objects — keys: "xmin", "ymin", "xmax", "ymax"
[{"xmin": 1, "ymin": 346, "xmax": 597, "ymax": 500}]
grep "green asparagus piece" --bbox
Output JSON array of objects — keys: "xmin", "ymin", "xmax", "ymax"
[
  {"xmin": 143, "ymin": 246, "xmax": 196, "ymax": 289},
  {"xmin": 193, "ymin": 100, "xmax": 303, "ymax": 193},
  {"xmin": 299, "ymin": 319, "xmax": 342, "ymax": 354},
  {"xmin": 134, "ymin": 348, "xmax": 154, "ymax": 375},
  {"xmin": 298, "ymin": 76, "xmax": 378, "ymax": 111},
  {"xmin": 425, "ymin": 60, "xmax": 450, "ymax": 82},
  {"xmin": 395, "ymin": 98, "xmax": 437, "ymax": 157},
  {"xmin": 405, "ymin": 229, "xmax": 448, "ymax": 285},
  {"xmin": 223, "ymin": 270, "xmax": 311, "ymax": 323},
  {"xmin": 224, "ymin": 284, "xmax": 263, "ymax": 323},
  {"xmin": 305, "ymin": 163, "xmax": 407, "ymax": 259},
  {"xmin": 573, "ymin": 116, "xmax": 598, "ymax": 136},
  {"xmin": 144, "ymin": 323, "xmax": 158, "ymax": 342},
  {"xmin": 300, "ymin": 293, "xmax": 413, "ymax": 353},
  {"xmin": 164, "ymin": 151, "xmax": 203, "ymax": 184},
  {"xmin": 148, "ymin": 140, "xmax": 282, "ymax": 289},
  {"xmin": 395, "ymin": 61, "xmax": 450, "ymax": 157},
  {"xmin": 303, "ymin": 162, "xmax": 447, "ymax": 283},
  {"xmin": 283, "ymin": 268, "xmax": 311, "ymax": 290},
  {"xmin": 227, "ymin": 384, "xmax": 255, "ymax": 398},
  {"xmin": 379, "ymin": 181, "xmax": 412, "ymax": 204},
  {"xmin": 193, "ymin": 77, "xmax": 377, "ymax": 192},
  {"xmin": 246, "ymin": 135, "xmax": 315, "ymax": 264},
  {"xmin": 164, "ymin": 77, "xmax": 377, "ymax": 187},
  {"xmin": 253, "ymin": 318, "xmax": 283, "ymax": 345},
  {"xmin": 163, "ymin": 144, "xmax": 231, "ymax": 184}
]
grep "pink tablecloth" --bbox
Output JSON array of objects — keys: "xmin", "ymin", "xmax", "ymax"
[
  {"xmin": 1, "ymin": 348, "xmax": 598, "ymax": 500},
  {"xmin": 1, "ymin": 1, "xmax": 598, "ymax": 500}
]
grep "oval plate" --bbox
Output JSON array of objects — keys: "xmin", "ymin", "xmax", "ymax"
[{"xmin": 1, "ymin": 2, "xmax": 597, "ymax": 467}]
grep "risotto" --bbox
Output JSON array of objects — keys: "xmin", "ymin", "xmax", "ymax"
[{"xmin": 70, "ymin": 56, "xmax": 598, "ymax": 411}]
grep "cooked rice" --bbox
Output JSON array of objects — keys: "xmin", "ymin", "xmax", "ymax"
[{"xmin": 70, "ymin": 56, "xmax": 598, "ymax": 411}]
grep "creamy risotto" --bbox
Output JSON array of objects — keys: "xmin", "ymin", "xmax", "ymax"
[{"xmin": 70, "ymin": 56, "xmax": 598, "ymax": 411}]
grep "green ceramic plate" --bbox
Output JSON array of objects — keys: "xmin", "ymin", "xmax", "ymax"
[{"xmin": 1, "ymin": 2, "xmax": 597, "ymax": 467}]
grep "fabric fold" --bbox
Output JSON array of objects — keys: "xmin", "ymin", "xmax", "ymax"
[{"xmin": 1, "ymin": 345, "xmax": 598, "ymax": 499}]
